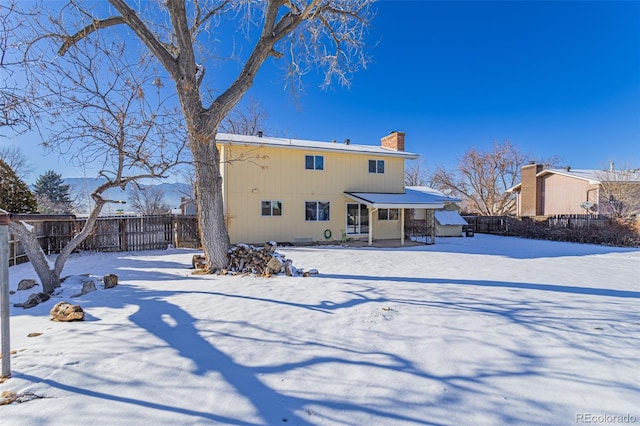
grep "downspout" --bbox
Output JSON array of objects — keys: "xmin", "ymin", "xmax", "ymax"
[
  {"xmin": 400, "ymin": 208, "xmax": 405, "ymax": 246},
  {"xmin": 368, "ymin": 208, "xmax": 376, "ymax": 246}
]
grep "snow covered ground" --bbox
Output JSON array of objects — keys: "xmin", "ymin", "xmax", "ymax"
[{"xmin": 1, "ymin": 234, "xmax": 638, "ymax": 425}]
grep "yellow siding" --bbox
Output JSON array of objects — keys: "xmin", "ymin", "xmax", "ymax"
[
  {"xmin": 220, "ymin": 144, "xmax": 406, "ymax": 243},
  {"xmin": 370, "ymin": 214, "xmax": 402, "ymax": 240}
]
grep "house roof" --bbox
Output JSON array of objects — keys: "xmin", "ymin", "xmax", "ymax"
[
  {"xmin": 509, "ymin": 168, "xmax": 640, "ymax": 192},
  {"xmin": 345, "ymin": 186, "xmax": 461, "ymax": 209},
  {"xmin": 435, "ymin": 210, "xmax": 468, "ymax": 226},
  {"xmin": 215, "ymin": 133, "xmax": 419, "ymax": 159},
  {"xmin": 541, "ymin": 168, "xmax": 640, "ymax": 183}
]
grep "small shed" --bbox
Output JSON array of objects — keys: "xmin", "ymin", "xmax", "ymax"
[{"xmin": 435, "ymin": 210, "xmax": 468, "ymax": 237}]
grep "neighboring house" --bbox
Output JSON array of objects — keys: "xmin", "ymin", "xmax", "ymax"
[
  {"xmin": 509, "ymin": 163, "xmax": 640, "ymax": 217},
  {"xmin": 216, "ymin": 131, "xmax": 460, "ymax": 245}
]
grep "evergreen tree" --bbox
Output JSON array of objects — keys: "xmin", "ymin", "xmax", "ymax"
[
  {"xmin": 33, "ymin": 170, "xmax": 73, "ymax": 213},
  {"xmin": 0, "ymin": 158, "xmax": 37, "ymax": 213}
]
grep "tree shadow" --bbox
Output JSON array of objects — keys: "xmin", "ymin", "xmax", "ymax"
[
  {"xmin": 319, "ymin": 233, "xmax": 640, "ymax": 259},
  {"xmin": 319, "ymin": 274, "xmax": 640, "ymax": 299},
  {"xmin": 8, "ymin": 279, "xmax": 564, "ymax": 425},
  {"xmin": 126, "ymin": 295, "xmax": 439, "ymax": 425},
  {"xmin": 7, "ymin": 247, "xmax": 638, "ymax": 424}
]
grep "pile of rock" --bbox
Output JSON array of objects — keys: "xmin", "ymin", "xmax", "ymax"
[
  {"xmin": 192, "ymin": 241, "xmax": 318, "ymax": 277},
  {"xmin": 13, "ymin": 274, "xmax": 119, "ymax": 310}
]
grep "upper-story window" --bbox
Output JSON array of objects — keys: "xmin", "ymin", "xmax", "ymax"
[
  {"xmin": 369, "ymin": 159, "xmax": 385, "ymax": 174},
  {"xmin": 305, "ymin": 155, "xmax": 324, "ymax": 170}
]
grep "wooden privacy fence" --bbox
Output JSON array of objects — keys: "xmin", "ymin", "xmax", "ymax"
[
  {"xmin": 462, "ymin": 214, "xmax": 613, "ymax": 235},
  {"xmin": 8, "ymin": 215, "xmax": 200, "ymax": 266}
]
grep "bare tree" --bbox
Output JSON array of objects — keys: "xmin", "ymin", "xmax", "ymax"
[
  {"xmin": 595, "ymin": 167, "xmax": 640, "ymax": 220},
  {"xmin": 9, "ymin": 32, "xmax": 188, "ymax": 294},
  {"xmin": 221, "ymin": 97, "xmax": 272, "ymax": 136},
  {"xmin": 175, "ymin": 97, "xmax": 275, "ymax": 208},
  {"xmin": 128, "ymin": 184, "xmax": 170, "ymax": 216},
  {"xmin": 0, "ymin": 1, "xmax": 38, "ymax": 133},
  {"xmin": 43, "ymin": 0, "xmax": 374, "ymax": 272},
  {"xmin": 405, "ymin": 159, "xmax": 431, "ymax": 187},
  {"xmin": 0, "ymin": 145, "xmax": 33, "ymax": 180},
  {"xmin": 431, "ymin": 141, "xmax": 527, "ymax": 216}
]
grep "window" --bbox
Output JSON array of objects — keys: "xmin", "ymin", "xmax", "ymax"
[
  {"xmin": 261, "ymin": 200, "xmax": 282, "ymax": 216},
  {"xmin": 368, "ymin": 159, "xmax": 385, "ymax": 174},
  {"xmin": 305, "ymin": 201, "xmax": 330, "ymax": 221},
  {"xmin": 305, "ymin": 155, "xmax": 324, "ymax": 170},
  {"xmin": 378, "ymin": 208, "xmax": 399, "ymax": 221}
]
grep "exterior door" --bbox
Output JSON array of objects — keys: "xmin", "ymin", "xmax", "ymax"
[{"xmin": 346, "ymin": 203, "xmax": 369, "ymax": 235}]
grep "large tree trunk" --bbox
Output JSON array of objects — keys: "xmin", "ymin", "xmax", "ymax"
[
  {"xmin": 8, "ymin": 200, "xmax": 106, "ymax": 294},
  {"xmin": 190, "ymin": 131, "xmax": 230, "ymax": 272},
  {"xmin": 8, "ymin": 221, "xmax": 59, "ymax": 293}
]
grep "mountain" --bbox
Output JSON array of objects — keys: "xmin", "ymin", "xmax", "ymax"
[{"xmin": 63, "ymin": 178, "xmax": 192, "ymax": 215}]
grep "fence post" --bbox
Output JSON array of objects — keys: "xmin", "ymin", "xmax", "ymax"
[{"xmin": 1, "ymin": 209, "xmax": 11, "ymax": 378}]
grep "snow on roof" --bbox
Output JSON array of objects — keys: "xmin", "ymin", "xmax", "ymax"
[
  {"xmin": 542, "ymin": 168, "xmax": 640, "ymax": 183},
  {"xmin": 435, "ymin": 210, "xmax": 468, "ymax": 226},
  {"xmin": 507, "ymin": 168, "xmax": 640, "ymax": 192},
  {"xmin": 215, "ymin": 132, "xmax": 419, "ymax": 159},
  {"xmin": 510, "ymin": 168, "xmax": 640, "ymax": 191},
  {"xmin": 345, "ymin": 186, "xmax": 461, "ymax": 209}
]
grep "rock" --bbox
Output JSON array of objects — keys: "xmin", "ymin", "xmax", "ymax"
[
  {"xmin": 103, "ymin": 274, "xmax": 118, "ymax": 289},
  {"xmin": 50, "ymin": 302, "xmax": 85, "ymax": 322},
  {"xmin": 71, "ymin": 280, "xmax": 97, "ymax": 298},
  {"xmin": 17, "ymin": 279, "xmax": 38, "ymax": 291},
  {"xmin": 23, "ymin": 292, "xmax": 51, "ymax": 309},
  {"xmin": 83, "ymin": 280, "xmax": 97, "ymax": 294}
]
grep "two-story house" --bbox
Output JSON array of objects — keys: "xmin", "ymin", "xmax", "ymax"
[{"xmin": 216, "ymin": 131, "xmax": 459, "ymax": 245}]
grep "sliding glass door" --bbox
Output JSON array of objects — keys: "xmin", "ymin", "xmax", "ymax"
[{"xmin": 346, "ymin": 203, "xmax": 369, "ymax": 235}]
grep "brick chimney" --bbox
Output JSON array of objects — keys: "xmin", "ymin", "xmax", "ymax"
[
  {"xmin": 520, "ymin": 163, "xmax": 544, "ymax": 216},
  {"xmin": 381, "ymin": 131, "xmax": 405, "ymax": 151}
]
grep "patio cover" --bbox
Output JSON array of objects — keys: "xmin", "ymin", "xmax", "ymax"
[{"xmin": 344, "ymin": 187, "xmax": 461, "ymax": 245}]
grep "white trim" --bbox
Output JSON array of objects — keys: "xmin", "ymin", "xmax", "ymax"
[
  {"xmin": 345, "ymin": 203, "xmax": 369, "ymax": 236},
  {"xmin": 215, "ymin": 133, "xmax": 419, "ymax": 159},
  {"xmin": 304, "ymin": 200, "xmax": 331, "ymax": 222}
]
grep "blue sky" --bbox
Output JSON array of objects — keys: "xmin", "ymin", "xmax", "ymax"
[
  {"xmin": 248, "ymin": 0, "xmax": 640, "ymax": 172},
  {"xmin": 7, "ymin": 0, "xmax": 640, "ymax": 181}
]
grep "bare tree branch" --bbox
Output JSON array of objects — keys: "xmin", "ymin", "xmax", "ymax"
[
  {"xmin": 12, "ymin": 20, "xmax": 189, "ymax": 291},
  {"xmin": 58, "ymin": 16, "xmax": 126, "ymax": 55},
  {"xmin": 24, "ymin": 0, "xmax": 375, "ymax": 273},
  {"xmin": 431, "ymin": 141, "xmax": 527, "ymax": 216},
  {"xmin": 595, "ymin": 167, "xmax": 640, "ymax": 220}
]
